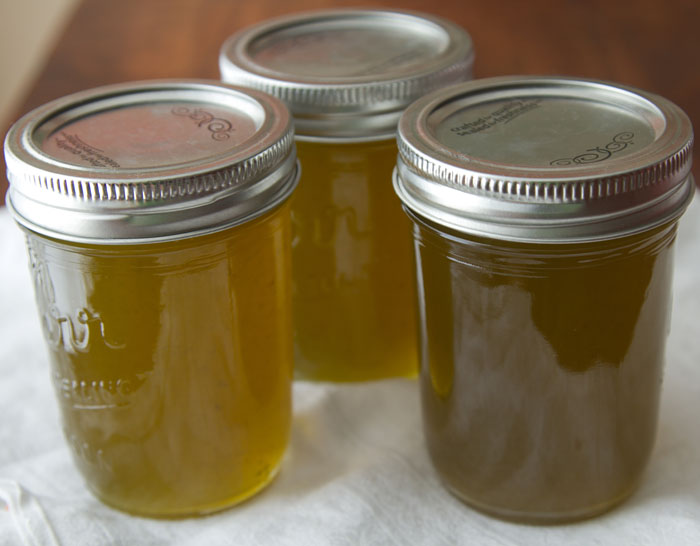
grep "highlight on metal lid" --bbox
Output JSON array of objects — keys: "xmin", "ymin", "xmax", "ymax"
[
  {"xmin": 394, "ymin": 76, "xmax": 694, "ymax": 243},
  {"xmin": 4, "ymin": 80, "xmax": 299, "ymax": 244},
  {"xmin": 219, "ymin": 9, "xmax": 474, "ymax": 139}
]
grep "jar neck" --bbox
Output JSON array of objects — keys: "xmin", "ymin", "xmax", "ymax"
[{"xmin": 407, "ymin": 207, "xmax": 678, "ymax": 276}]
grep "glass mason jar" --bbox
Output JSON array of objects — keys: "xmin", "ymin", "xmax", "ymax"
[
  {"xmin": 393, "ymin": 76, "xmax": 694, "ymax": 523},
  {"xmin": 3, "ymin": 81, "xmax": 300, "ymax": 517},
  {"xmin": 219, "ymin": 9, "xmax": 474, "ymax": 381}
]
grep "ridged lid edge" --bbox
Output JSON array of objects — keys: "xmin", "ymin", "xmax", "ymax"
[
  {"xmin": 219, "ymin": 9, "xmax": 474, "ymax": 138},
  {"xmin": 4, "ymin": 80, "xmax": 299, "ymax": 243},
  {"xmin": 394, "ymin": 76, "xmax": 695, "ymax": 242}
]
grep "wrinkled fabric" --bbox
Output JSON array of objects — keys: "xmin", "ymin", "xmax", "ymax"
[{"xmin": 1, "ymin": 196, "xmax": 699, "ymax": 546}]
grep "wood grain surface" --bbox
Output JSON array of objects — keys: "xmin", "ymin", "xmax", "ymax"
[{"xmin": 2, "ymin": 0, "xmax": 699, "ymax": 200}]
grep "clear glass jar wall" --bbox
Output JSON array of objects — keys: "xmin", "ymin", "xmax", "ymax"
[
  {"xmin": 411, "ymin": 213, "xmax": 677, "ymax": 523},
  {"xmin": 292, "ymin": 139, "xmax": 417, "ymax": 381},
  {"xmin": 25, "ymin": 203, "xmax": 293, "ymax": 516}
]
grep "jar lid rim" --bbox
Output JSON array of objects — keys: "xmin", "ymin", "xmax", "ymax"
[
  {"xmin": 4, "ymin": 80, "xmax": 298, "ymax": 243},
  {"xmin": 219, "ymin": 8, "xmax": 475, "ymax": 138},
  {"xmin": 394, "ymin": 76, "xmax": 695, "ymax": 242}
]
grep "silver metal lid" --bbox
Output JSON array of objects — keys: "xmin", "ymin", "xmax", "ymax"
[
  {"xmin": 4, "ymin": 80, "xmax": 299, "ymax": 244},
  {"xmin": 394, "ymin": 76, "xmax": 694, "ymax": 243},
  {"xmin": 219, "ymin": 9, "xmax": 474, "ymax": 140}
]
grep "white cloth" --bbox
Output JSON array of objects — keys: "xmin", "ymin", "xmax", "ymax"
[{"xmin": 1, "ymin": 196, "xmax": 700, "ymax": 546}]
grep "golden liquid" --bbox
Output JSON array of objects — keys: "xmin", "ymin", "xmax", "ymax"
[
  {"xmin": 25, "ymin": 204, "xmax": 293, "ymax": 517},
  {"xmin": 292, "ymin": 139, "xmax": 418, "ymax": 381},
  {"xmin": 412, "ymin": 214, "xmax": 677, "ymax": 523}
]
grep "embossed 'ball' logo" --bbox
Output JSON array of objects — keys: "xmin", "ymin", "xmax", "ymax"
[
  {"xmin": 550, "ymin": 132, "xmax": 635, "ymax": 166},
  {"xmin": 171, "ymin": 106, "xmax": 234, "ymax": 141}
]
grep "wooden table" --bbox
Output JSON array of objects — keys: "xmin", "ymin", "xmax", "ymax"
[{"xmin": 2, "ymin": 0, "xmax": 699, "ymax": 199}]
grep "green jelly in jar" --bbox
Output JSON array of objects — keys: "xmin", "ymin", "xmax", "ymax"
[{"xmin": 394, "ymin": 76, "xmax": 694, "ymax": 523}]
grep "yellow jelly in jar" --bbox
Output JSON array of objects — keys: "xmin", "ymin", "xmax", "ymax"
[
  {"xmin": 219, "ymin": 8, "xmax": 475, "ymax": 381},
  {"xmin": 291, "ymin": 139, "xmax": 417, "ymax": 381},
  {"xmin": 26, "ymin": 203, "xmax": 293, "ymax": 517},
  {"xmin": 4, "ymin": 81, "xmax": 299, "ymax": 517}
]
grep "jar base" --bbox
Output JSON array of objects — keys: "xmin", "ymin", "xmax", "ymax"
[
  {"xmin": 294, "ymin": 367, "xmax": 418, "ymax": 383},
  {"xmin": 86, "ymin": 461, "xmax": 283, "ymax": 519},
  {"xmin": 442, "ymin": 479, "xmax": 641, "ymax": 525}
]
